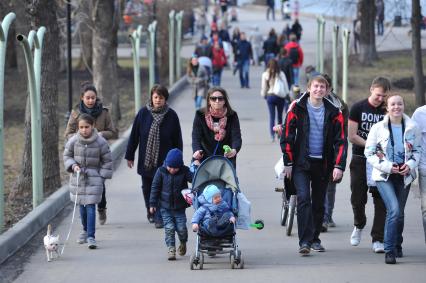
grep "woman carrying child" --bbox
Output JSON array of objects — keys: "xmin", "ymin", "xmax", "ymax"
[
  {"xmin": 64, "ymin": 82, "xmax": 118, "ymax": 225},
  {"xmin": 365, "ymin": 93, "xmax": 421, "ymax": 264},
  {"xmin": 150, "ymin": 148, "xmax": 193, "ymax": 260},
  {"xmin": 63, "ymin": 114, "xmax": 113, "ymax": 249}
]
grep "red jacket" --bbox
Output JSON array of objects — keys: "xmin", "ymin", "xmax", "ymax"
[
  {"xmin": 284, "ymin": 41, "xmax": 304, "ymax": 68},
  {"xmin": 212, "ymin": 47, "xmax": 227, "ymax": 69}
]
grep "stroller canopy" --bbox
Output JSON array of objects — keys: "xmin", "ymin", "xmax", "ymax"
[{"xmin": 192, "ymin": 156, "xmax": 239, "ymax": 193}]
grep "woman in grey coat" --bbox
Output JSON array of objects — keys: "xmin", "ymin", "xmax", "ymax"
[
  {"xmin": 63, "ymin": 114, "xmax": 113, "ymax": 249},
  {"xmin": 187, "ymin": 55, "xmax": 210, "ymax": 110}
]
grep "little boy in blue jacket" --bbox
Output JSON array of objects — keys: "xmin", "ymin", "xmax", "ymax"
[{"xmin": 150, "ymin": 148, "xmax": 193, "ymax": 260}]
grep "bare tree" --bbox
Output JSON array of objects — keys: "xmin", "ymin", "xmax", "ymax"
[
  {"xmin": 358, "ymin": 0, "xmax": 378, "ymax": 64},
  {"xmin": 411, "ymin": 0, "xmax": 425, "ymax": 106},
  {"xmin": 76, "ymin": 0, "xmax": 93, "ymax": 71},
  {"xmin": 9, "ymin": 0, "xmax": 61, "ymax": 200},
  {"xmin": 92, "ymin": 0, "xmax": 121, "ymax": 123}
]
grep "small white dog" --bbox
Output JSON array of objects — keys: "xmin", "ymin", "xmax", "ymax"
[{"xmin": 43, "ymin": 224, "xmax": 60, "ymax": 262}]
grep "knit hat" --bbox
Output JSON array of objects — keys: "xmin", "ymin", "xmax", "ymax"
[
  {"xmin": 203, "ymin": 185, "xmax": 221, "ymax": 204},
  {"xmin": 165, "ymin": 148, "xmax": 184, "ymax": 168}
]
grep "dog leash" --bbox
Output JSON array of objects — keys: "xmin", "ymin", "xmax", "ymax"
[{"xmin": 60, "ymin": 170, "xmax": 80, "ymax": 255}]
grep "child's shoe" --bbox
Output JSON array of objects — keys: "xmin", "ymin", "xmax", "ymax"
[
  {"xmin": 77, "ymin": 231, "xmax": 87, "ymax": 244},
  {"xmin": 178, "ymin": 242, "xmax": 187, "ymax": 256},
  {"xmin": 87, "ymin": 237, "xmax": 97, "ymax": 249},
  {"xmin": 168, "ymin": 247, "xmax": 176, "ymax": 260}
]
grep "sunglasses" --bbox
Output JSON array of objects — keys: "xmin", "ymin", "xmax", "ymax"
[{"xmin": 209, "ymin": 96, "xmax": 225, "ymax": 102}]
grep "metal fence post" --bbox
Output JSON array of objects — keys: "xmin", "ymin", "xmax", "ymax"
[
  {"xmin": 129, "ymin": 25, "xmax": 143, "ymax": 114},
  {"xmin": 169, "ymin": 10, "xmax": 175, "ymax": 85},
  {"xmin": 148, "ymin": 21, "xmax": 157, "ymax": 90},
  {"xmin": 0, "ymin": 12, "xmax": 16, "ymax": 232},
  {"xmin": 341, "ymin": 29, "xmax": 350, "ymax": 103},
  {"xmin": 16, "ymin": 27, "xmax": 46, "ymax": 208},
  {"xmin": 332, "ymin": 24, "xmax": 339, "ymax": 93},
  {"xmin": 175, "ymin": 11, "xmax": 184, "ymax": 80}
]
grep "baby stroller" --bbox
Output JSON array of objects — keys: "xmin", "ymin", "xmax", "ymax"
[{"xmin": 188, "ymin": 156, "xmax": 246, "ymax": 270}]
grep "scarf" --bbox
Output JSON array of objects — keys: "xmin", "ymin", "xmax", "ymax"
[
  {"xmin": 205, "ymin": 107, "xmax": 227, "ymax": 141},
  {"xmin": 144, "ymin": 103, "xmax": 169, "ymax": 170},
  {"xmin": 79, "ymin": 100, "xmax": 103, "ymax": 118}
]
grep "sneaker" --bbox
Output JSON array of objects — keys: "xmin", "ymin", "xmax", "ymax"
[
  {"xmin": 321, "ymin": 222, "xmax": 328, "ymax": 232},
  {"xmin": 87, "ymin": 237, "xmax": 97, "ymax": 249},
  {"xmin": 311, "ymin": 242, "xmax": 325, "ymax": 252},
  {"xmin": 328, "ymin": 218, "xmax": 336, "ymax": 228},
  {"xmin": 155, "ymin": 222, "xmax": 164, "ymax": 229},
  {"xmin": 372, "ymin": 241, "xmax": 385, "ymax": 253},
  {"xmin": 350, "ymin": 227, "xmax": 363, "ymax": 246},
  {"xmin": 147, "ymin": 213, "xmax": 155, "ymax": 224},
  {"xmin": 299, "ymin": 244, "xmax": 311, "ymax": 255},
  {"xmin": 77, "ymin": 231, "xmax": 87, "ymax": 244},
  {"xmin": 178, "ymin": 242, "xmax": 187, "ymax": 256},
  {"xmin": 98, "ymin": 208, "xmax": 107, "ymax": 225},
  {"xmin": 385, "ymin": 252, "xmax": 396, "ymax": 264},
  {"xmin": 168, "ymin": 247, "xmax": 176, "ymax": 260}
]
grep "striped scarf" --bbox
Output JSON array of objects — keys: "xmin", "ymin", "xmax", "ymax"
[{"xmin": 144, "ymin": 103, "xmax": 169, "ymax": 170}]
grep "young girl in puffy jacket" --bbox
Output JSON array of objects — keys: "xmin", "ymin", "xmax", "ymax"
[{"xmin": 63, "ymin": 114, "xmax": 113, "ymax": 249}]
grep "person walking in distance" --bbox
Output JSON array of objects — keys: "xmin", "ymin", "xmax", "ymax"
[
  {"xmin": 284, "ymin": 33, "xmax": 303, "ymax": 86},
  {"xmin": 411, "ymin": 105, "xmax": 426, "ymax": 244},
  {"xmin": 235, "ymin": 32, "xmax": 253, "ymax": 88},
  {"xmin": 266, "ymin": 0, "xmax": 275, "ymax": 21},
  {"xmin": 280, "ymin": 75, "xmax": 347, "ymax": 255},
  {"xmin": 348, "ymin": 77, "xmax": 390, "ymax": 252}
]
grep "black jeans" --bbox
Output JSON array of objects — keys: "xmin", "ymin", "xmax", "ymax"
[
  {"xmin": 293, "ymin": 159, "xmax": 329, "ymax": 247},
  {"xmin": 98, "ymin": 183, "xmax": 106, "ymax": 210},
  {"xmin": 350, "ymin": 155, "xmax": 385, "ymax": 242},
  {"xmin": 141, "ymin": 176, "xmax": 163, "ymax": 224}
]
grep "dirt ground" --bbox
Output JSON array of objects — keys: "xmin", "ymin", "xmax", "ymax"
[
  {"xmin": 2, "ymin": 50, "xmax": 425, "ymax": 230},
  {"xmin": 2, "ymin": 64, "xmax": 148, "ymax": 229}
]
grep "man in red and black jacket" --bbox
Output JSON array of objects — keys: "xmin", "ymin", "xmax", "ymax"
[{"xmin": 280, "ymin": 75, "xmax": 347, "ymax": 255}]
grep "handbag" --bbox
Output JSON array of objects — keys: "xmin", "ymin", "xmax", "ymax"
[{"xmin": 272, "ymin": 73, "xmax": 289, "ymax": 98}]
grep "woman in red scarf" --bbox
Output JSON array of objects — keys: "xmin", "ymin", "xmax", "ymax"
[{"xmin": 192, "ymin": 87, "xmax": 242, "ymax": 168}]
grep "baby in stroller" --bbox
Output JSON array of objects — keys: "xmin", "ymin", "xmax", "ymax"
[{"xmin": 192, "ymin": 184, "xmax": 236, "ymax": 237}]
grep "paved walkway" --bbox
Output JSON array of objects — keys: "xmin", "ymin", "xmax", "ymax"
[{"xmin": 12, "ymin": 4, "xmax": 426, "ymax": 283}]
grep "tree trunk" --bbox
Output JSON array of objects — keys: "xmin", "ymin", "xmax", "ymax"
[
  {"xmin": 9, "ymin": 0, "xmax": 61, "ymax": 200},
  {"xmin": 76, "ymin": 0, "xmax": 93, "ymax": 71},
  {"xmin": 358, "ymin": 0, "xmax": 378, "ymax": 64},
  {"xmin": 92, "ymin": 0, "xmax": 120, "ymax": 123},
  {"xmin": 412, "ymin": 0, "xmax": 425, "ymax": 106}
]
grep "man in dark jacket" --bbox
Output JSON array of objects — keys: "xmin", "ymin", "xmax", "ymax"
[
  {"xmin": 235, "ymin": 32, "xmax": 253, "ymax": 88},
  {"xmin": 280, "ymin": 75, "xmax": 347, "ymax": 255},
  {"xmin": 262, "ymin": 29, "xmax": 279, "ymax": 67},
  {"xmin": 278, "ymin": 48, "xmax": 294, "ymax": 86},
  {"xmin": 150, "ymin": 149, "xmax": 193, "ymax": 260}
]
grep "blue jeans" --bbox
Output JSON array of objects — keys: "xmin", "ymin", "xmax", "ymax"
[
  {"xmin": 160, "ymin": 208, "xmax": 188, "ymax": 248},
  {"xmin": 377, "ymin": 20, "xmax": 384, "ymax": 35},
  {"xmin": 293, "ymin": 67, "xmax": 300, "ymax": 86},
  {"xmin": 264, "ymin": 53, "xmax": 275, "ymax": 67},
  {"xmin": 293, "ymin": 160, "xmax": 329, "ymax": 246},
  {"xmin": 323, "ymin": 182, "xmax": 336, "ymax": 223},
  {"xmin": 238, "ymin": 59, "xmax": 250, "ymax": 88},
  {"xmin": 419, "ymin": 169, "xmax": 426, "ymax": 244},
  {"xmin": 212, "ymin": 69, "xmax": 222, "ymax": 86},
  {"xmin": 80, "ymin": 204, "xmax": 96, "ymax": 238},
  {"xmin": 266, "ymin": 95, "xmax": 285, "ymax": 138},
  {"xmin": 376, "ymin": 175, "xmax": 410, "ymax": 254},
  {"xmin": 195, "ymin": 95, "xmax": 203, "ymax": 110}
]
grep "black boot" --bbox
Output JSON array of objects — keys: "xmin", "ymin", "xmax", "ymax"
[{"xmin": 385, "ymin": 252, "xmax": 396, "ymax": 264}]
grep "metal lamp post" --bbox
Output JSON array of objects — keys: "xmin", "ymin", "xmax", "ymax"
[
  {"xmin": 175, "ymin": 11, "xmax": 184, "ymax": 80},
  {"xmin": 147, "ymin": 20, "xmax": 157, "ymax": 90},
  {"xmin": 332, "ymin": 24, "xmax": 339, "ymax": 93},
  {"xmin": 0, "ymin": 12, "xmax": 16, "ymax": 232},
  {"xmin": 16, "ymin": 27, "xmax": 46, "ymax": 208},
  {"xmin": 168, "ymin": 10, "xmax": 175, "ymax": 85},
  {"xmin": 341, "ymin": 28, "xmax": 351, "ymax": 103},
  {"xmin": 316, "ymin": 15, "xmax": 325, "ymax": 73},
  {"xmin": 129, "ymin": 25, "xmax": 143, "ymax": 114}
]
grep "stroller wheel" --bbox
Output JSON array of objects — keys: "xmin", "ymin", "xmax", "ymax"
[
  {"xmin": 229, "ymin": 251, "xmax": 234, "ymax": 263},
  {"xmin": 239, "ymin": 256, "xmax": 245, "ymax": 269},
  {"xmin": 199, "ymin": 253, "xmax": 204, "ymax": 270},
  {"xmin": 189, "ymin": 254, "xmax": 195, "ymax": 270},
  {"xmin": 230, "ymin": 254, "xmax": 235, "ymax": 269}
]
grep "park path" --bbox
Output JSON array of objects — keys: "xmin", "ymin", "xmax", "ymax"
[{"xmin": 13, "ymin": 4, "xmax": 426, "ymax": 283}]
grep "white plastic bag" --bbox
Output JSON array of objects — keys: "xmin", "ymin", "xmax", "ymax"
[
  {"xmin": 236, "ymin": 192, "xmax": 251, "ymax": 230},
  {"xmin": 274, "ymin": 156, "xmax": 285, "ymax": 180}
]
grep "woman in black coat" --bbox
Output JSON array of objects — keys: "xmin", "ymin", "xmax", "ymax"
[
  {"xmin": 192, "ymin": 87, "xmax": 242, "ymax": 168},
  {"xmin": 125, "ymin": 85, "xmax": 183, "ymax": 227}
]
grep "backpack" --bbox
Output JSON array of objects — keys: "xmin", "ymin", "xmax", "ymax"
[{"xmin": 289, "ymin": 47, "xmax": 299, "ymax": 64}]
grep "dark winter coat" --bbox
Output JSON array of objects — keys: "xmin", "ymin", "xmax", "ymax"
[
  {"xmin": 280, "ymin": 92, "xmax": 347, "ymax": 176},
  {"xmin": 149, "ymin": 165, "xmax": 193, "ymax": 210},
  {"xmin": 263, "ymin": 36, "xmax": 279, "ymax": 55},
  {"xmin": 278, "ymin": 56, "xmax": 294, "ymax": 85},
  {"xmin": 192, "ymin": 109, "xmax": 242, "ymax": 167},
  {"xmin": 125, "ymin": 106, "xmax": 183, "ymax": 178},
  {"xmin": 235, "ymin": 39, "xmax": 253, "ymax": 62}
]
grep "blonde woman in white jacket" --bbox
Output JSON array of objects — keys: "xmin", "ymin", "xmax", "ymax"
[
  {"xmin": 260, "ymin": 59, "xmax": 290, "ymax": 142},
  {"xmin": 365, "ymin": 94, "xmax": 421, "ymax": 264}
]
